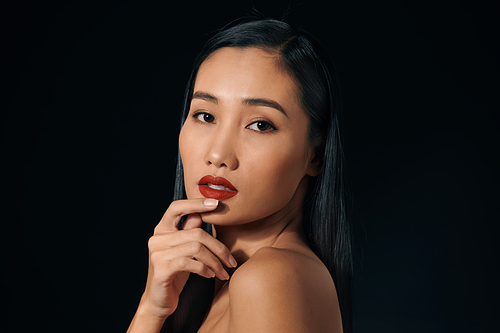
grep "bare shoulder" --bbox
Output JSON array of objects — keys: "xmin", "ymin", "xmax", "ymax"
[
  {"xmin": 230, "ymin": 247, "xmax": 331, "ymax": 289},
  {"xmin": 228, "ymin": 247, "xmax": 343, "ymax": 333}
]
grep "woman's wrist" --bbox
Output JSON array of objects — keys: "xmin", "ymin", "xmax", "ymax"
[{"xmin": 127, "ymin": 297, "xmax": 168, "ymax": 333}]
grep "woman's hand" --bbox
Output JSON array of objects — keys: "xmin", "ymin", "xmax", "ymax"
[{"xmin": 127, "ymin": 198, "xmax": 237, "ymax": 333}]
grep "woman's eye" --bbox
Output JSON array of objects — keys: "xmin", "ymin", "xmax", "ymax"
[
  {"xmin": 247, "ymin": 120, "xmax": 277, "ymax": 132},
  {"xmin": 193, "ymin": 112, "xmax": 215, "ymax": 123}
]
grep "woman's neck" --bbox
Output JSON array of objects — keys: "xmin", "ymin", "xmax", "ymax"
[{"xmin": 213, "ymin": 177, "xmax": 309, "ymax": 266}]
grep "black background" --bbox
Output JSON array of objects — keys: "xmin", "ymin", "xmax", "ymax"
[{"xmin": 1, "ymin": 1, "xmax": 498, "ymax": 332}]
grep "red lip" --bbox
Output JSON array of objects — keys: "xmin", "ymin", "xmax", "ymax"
[{"xmin": 198, "ymin": 175, "xmax": 238, "ymax": 200}]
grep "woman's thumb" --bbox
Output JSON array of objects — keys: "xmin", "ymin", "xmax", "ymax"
[{"xmin": 181, "ymin": 213, "xmax": 203, "ymax": 230}]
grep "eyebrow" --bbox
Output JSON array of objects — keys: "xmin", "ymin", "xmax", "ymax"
[
  {"xmin": 244, "ymin": 97, "xmax": 288, "ymax": 118},
  {"xmin": 192, "ymin": 91, "xmax": 218, "ymax": 104},
  {"xmin": 192, "ymin": 91, "xmax": 288, "ymax": 118}
]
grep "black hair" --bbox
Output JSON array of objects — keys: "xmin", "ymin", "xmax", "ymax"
[{"xmin": 164, "ymin": 18, "xmax": 352, "ymax": 333}]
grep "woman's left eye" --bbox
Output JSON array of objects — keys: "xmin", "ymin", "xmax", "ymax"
[{"xmin": 246, "ymin": 120, "xmax": 277, "ymax": 132}]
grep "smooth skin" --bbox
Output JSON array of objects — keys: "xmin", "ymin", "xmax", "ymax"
[
  {"xmin": 128, "ymin": 47, "xmax": 343, "ymax": 332},
  {"xmin": 127, "ymin": 198, "xmax": 235, "ymax": 332}
]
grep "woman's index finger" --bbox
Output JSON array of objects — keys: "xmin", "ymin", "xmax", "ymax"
[{"xmin": 155, "ymin": 198, "xmax": 219, "ymax": 233}]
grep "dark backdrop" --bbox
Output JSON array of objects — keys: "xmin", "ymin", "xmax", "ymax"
[{"xmin": 1, "ymin": 1, "xmax": 498, "ymax": 332}]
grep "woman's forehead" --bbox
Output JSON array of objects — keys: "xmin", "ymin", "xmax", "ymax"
[{"xmin": 194, "ymin": 47, "xmax": 301, "ymax": 109}]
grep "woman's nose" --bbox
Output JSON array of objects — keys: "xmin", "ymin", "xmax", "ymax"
[{"xmin": 204, "ymin": 130, "xmax": 239, "ymax": 170}]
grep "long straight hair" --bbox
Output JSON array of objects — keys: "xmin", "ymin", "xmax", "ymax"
[{"xmin": 164, "ymin": 18, "xmax": 352, "ymax": 333}]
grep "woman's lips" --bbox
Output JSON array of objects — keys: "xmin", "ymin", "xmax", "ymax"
[{"xmin": 198, "ymin": 175, "xmax": 238, "ymax": 200}]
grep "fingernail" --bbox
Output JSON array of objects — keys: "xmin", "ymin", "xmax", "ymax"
[
  {"xmin": 204, "ymin": 199, "xmax": 219, "ymax": 207},
  {"xmin": 221, "ymin": 269, "xmax": 229, "ymax": 280},
  {"xmin": 228, "ymin": 255, "xmax": 238, "ymax": 268}
]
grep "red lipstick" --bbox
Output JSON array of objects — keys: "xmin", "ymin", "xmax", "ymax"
[{"xmin": 198, "ymin": 175, "xmax": 238, "ymax": 200}]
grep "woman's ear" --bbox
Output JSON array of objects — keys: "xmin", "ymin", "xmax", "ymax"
[{"xmin": 306, "ymin": 148, "xmax": 321, "ymax": 177}]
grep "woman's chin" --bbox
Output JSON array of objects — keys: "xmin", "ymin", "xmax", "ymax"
[
  {"xmin": 199, "ymin": 203, "xmax": 229, "ymax": 224},
  {"xmin": 200, "ymin": 206, "xmax": 252, "ymax": 226}
]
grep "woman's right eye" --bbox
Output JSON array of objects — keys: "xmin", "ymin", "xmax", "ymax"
[{"xmin": 193, "ymin": 112, "xmax": 215, "ymax": 123}]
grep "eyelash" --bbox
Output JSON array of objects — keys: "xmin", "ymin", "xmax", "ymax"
[
  {"xmin": 247, "ymin": 120, "xmax": 277, "ymax": 132},
  {"xmin": 193, "ymin": 112, "xmax": 215, "ymax": 124},
  {"xmin": 192, "ymin": 111, "xmax": 277, "ymax": 133}
]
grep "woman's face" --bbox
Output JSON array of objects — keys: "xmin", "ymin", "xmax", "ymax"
[{"xmin": 179, "ymin": 47, "xmax": 318, "ymax": 225}]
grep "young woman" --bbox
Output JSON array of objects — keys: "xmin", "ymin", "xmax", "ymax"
[{"xmin": 128, "ymin": 18, "xmax": 352, "ymax": 333}]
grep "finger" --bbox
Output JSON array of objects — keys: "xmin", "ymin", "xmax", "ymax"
[
  {"xmin": 152, "ymin": 243, "xmax": 230, "ymax": 280},
  {"xmin": 157, "ymin": 198, "xmax": 219, "ymax": 232},
  {"xmin": 149, "ymin": 228, "xmax": 237, "ymax": 268},
  {"xmin": 212, "ymin": 224, "xmax": 217, "ymax": 239},
  {"xmin": 182, "ymin": 213, "xmax": 202, "ymax": 230},
  {"xmin": 155, "ymin": 256, "xmax": 216, "ymax": 280}
]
